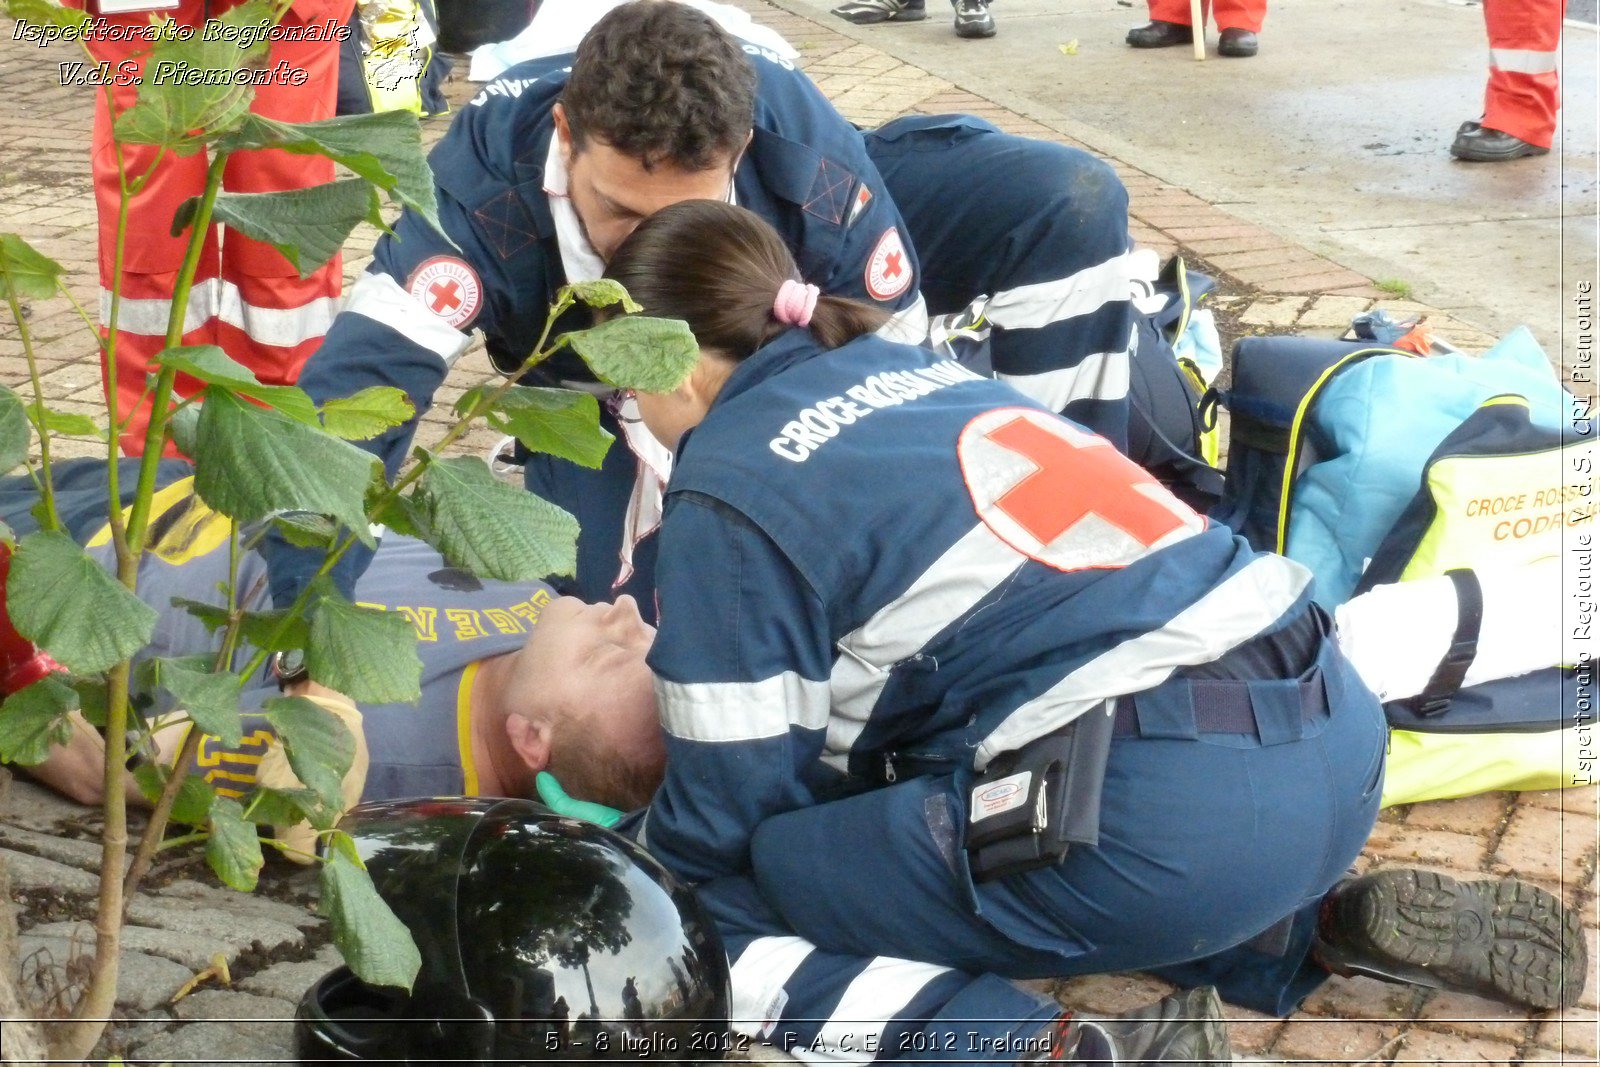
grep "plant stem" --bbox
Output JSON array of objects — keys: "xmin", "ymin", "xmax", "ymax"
[
  {"xmin": 262, "ymin": 837, "xmax": 320, "ymax": 864},
  {"xmin": 126, "ymin": 520, "xmax": 254, "ymax": 899},
  {"xmin": 116, "ymin": 152, "xmax": 229, "ymax": 907},
  {"xmin": 156, "ymin": 831, "xmax": 209, "ymax": 853},
  {"xmin": 52, "ymin": 85, "xmax": 155, "ymax": 1065},
  {"xmin": 3, "ymin": 290, "xmax": 62, "ymax": 533},
  {"xmin": 59, "ymin": 660, "xmax": 129, "ymax": 1056},
  {"xmin": 122, "ymin": 724, "xmax": 203, "ymax": 901},
  {"xmin": 102, "ymin": 136, "xmax": 141, "ymax": 566},
  {"xmin": 124, "ymin": 151, "xmax": 228, "ymax": 551}
]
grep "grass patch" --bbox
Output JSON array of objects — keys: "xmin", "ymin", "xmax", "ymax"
[{"xmin": 1375, "ymin": 278, "xmax": 1415, "ymax": 300}]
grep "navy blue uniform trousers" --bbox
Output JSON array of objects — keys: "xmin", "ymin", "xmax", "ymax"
[{"xmin": 692, "ymin": 637, "xmax": 1387, "ymax": 1061}]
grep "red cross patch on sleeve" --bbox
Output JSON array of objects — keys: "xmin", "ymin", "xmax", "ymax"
[
  {"xmin": 407, "ymin": 256, "xmax": 483, "ymax": 330},
  {"xmin": 865, "ymin": 227, "xmax": 912, "ymax": 302}
]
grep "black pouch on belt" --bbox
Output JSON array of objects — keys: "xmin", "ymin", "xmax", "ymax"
[{"xmin": 964, "ymin": 702, "xmax": 1116, "ymax": 883}]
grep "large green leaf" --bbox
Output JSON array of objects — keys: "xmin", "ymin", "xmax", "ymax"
[
  {"xmin": 204, "ymin": 179, "xmax": 384, "ymax": 279},
  {"xmin": 566, "ymin": 315, "xmax": 700, "ymax": 393},
  {"xmin": 151, "ymin": 657, "xmax": 243, "ymax": 746},
  {"xmin": 0, "ymin": 386, "xmax": 31, "ymax": 474},
  {"xmin": 454, "ymin": 385, "xmax": 612, "ymax": 470},
  {"xmin": 134, "ymin": 764, "xmax": 215, "ymax": 826},
  {"xmin": 169, "ymin": 404, "xmax": 201, "ymax": 456},
  {"xmin": 68, "ymin": 674, "xmax": 109, "ymax": 729},
  {"xmin": 4, "ymin": 0, "xmax": 89, "ymax": 32},
  {"xmin": 214, "ymin": 111, "xmax": 440, "ymax": 235},
  {"xmin": 320, "ymin": 832, "xmax": 421, "ymax": 990},
  {"xmin": 0, "ymin": 232, "xmax": 64, "ymax": 302},
  {"xmin": 171, "ymin": 598, "xmax": 311, "ymax": 652},
  {"xmin": 244, "ymin": 784, "xmax": 326, "ymax": 830},
  {"xmin": 192, "ymin": 389, "xmax": 376, "ymax": 544},
  {"xmin": 111, "ymin": 0, "xmax": 275, "ymax": 153},
  {"xmin": 263, "ymin": 695, "xmax": 353, "ymax": 810},
  {"xmin": 566, "ymin": 279, "xmax": 641, "ymax": 314},
  {"xmin": 0, "ymin": 675, "xmax": 77, "ymax": 767},
  {"xmin": 28, "ymin": 403, "xmax": 103, "ymax": 440},
  {"xmin": 320, "ymin": 387, "xmax": 414, "ymax": 442},
  {"xmin": 7, "ymin": 531, "xmax": 158, "ymax": 674},
  {"xmin": 155, "ymin": 345, "xmax": 318, "ymax": 425},
  {"xmin": 206, "ymin": 795, "xmax": 264, "ymax": 892},
  {"xmin": 306, "ymin": 582, "xmax": 421, "ymax": 704},
  {"xmin": 409, "ymin": 456, "xmax": 578, "ymax": 581},
  {"xmin": 269, "ymin": 512, "xmax": 339, "ymax": 550}
]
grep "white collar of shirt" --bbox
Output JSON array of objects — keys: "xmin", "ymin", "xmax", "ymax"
[
  {"xmin": 542, "ymin": 137, "xmax": 741, "ymax": 286},
  {"xmin": 543, "ymin": 138, "xmax": 607, "ymax": 284}
]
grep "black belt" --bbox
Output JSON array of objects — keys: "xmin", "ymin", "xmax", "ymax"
[{"xmin": 1113, "ymin": 606, "xmax": 1336, "ymax": 742}]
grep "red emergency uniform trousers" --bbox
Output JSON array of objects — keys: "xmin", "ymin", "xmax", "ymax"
[
  {"xmin": 1480, "ymin": 0, "xmax": 1563, "ymax": 148},
  {"xmin": 84, "ymin": 0, "xmax": 353, "ymax": 454},
  {"xmin": 1146, "ymin": 0, "xmax": 1266, "ymax": 33}
]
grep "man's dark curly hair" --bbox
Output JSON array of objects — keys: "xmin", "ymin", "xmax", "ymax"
[{"xmin": 561, "ymin": 2, "xmax": 757, "ymax": 172}]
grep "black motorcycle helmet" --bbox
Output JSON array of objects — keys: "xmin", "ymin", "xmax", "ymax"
[{"xmin": 295, "ymin": 798, "xmax": 731, "ymax": 1065}]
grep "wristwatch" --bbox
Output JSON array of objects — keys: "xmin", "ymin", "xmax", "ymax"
[{"xmin": 271, "ymin": 649, "xmax": 310, "ymax": 691}]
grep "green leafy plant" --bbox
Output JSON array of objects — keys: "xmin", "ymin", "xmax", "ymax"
[
  {"xmin": 0, "ymin": 2, "xmax": 699, "ymax": 1059},
  {"xmin": 1375, "ymin": 278, "xmax": 1415, "ymax": 301}
]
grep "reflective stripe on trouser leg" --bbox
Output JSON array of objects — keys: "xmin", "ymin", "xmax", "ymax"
[
  {"xmin": 700, "ymin": 877, "xmax": 1058, "ymax": 1065},
  {"xmin": 1481, "ymin": 0, "xmax": 1563, "ymax": 147},
  {"xmin": 216, "ymin": 21, "xmax": 348, "ymax": 381},
  {"xmin": 865, "ymin": 121, "xmax": 1136, "ymax": 452},
  {"xmin": 97, "ymin": 266, "xmax": 222, "ymax": 456}
]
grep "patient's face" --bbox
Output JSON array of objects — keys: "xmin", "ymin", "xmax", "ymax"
[{"xmin": 527, "ymin": 594, "xmax": 661, "ymax": 754}]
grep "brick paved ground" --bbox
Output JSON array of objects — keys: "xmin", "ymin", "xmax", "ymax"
[{"xmin": 1, "ymin": 1, "xmax": 1595, "ymax": 1063}]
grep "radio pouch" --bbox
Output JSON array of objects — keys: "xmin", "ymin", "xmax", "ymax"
[{"xmin": 965, "ymin": 703, "xmax": 1115, "ymax": 883}]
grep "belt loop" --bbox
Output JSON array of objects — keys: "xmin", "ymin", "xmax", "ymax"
[
  {"xmin": 1133, "ymin": 679, "xmax": 1200, "ymax": 740},
  {"xmin": 1247, "ymin": 678, "xmax": 1307, "ymax": 746}
]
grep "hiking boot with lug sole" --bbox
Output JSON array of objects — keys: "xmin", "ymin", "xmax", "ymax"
[{"xmin": 1317, "ymin": 868, "xmax": 1587, "ymax": 1011}]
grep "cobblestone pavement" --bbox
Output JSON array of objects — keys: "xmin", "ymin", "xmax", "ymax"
[{"xmin": 1, "ymin": 0, "xmax": 1596, "ymax": 1063}]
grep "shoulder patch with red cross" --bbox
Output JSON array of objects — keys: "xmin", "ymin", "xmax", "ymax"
[
  {"xmin": 865, "ymin": 227, "xmax": 912, "ymax": 302},
  {"xmin": 407, "ymin": 256, "xmax": 483, "ymax": 330},
  {"xmin": 958, "ymin": 407, "xmax": 1206, "ymax": 572}
]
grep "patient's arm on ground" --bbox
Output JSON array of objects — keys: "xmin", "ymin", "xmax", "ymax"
[
  {"xmin": 261, "ymin": 682, "xmax": 369, "ymax": 862},
  {"xmin": 23, "ymin": 711, "xmax": 186, "ymax": 807},
  {"xmin": 25, "ymin": 687, "xmax": 367, "ymax": 863}
]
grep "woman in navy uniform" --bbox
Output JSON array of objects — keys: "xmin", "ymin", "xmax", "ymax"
[{"xmin": 598, "ymin": 200, "xmax": 1585, "ymax": 1062}]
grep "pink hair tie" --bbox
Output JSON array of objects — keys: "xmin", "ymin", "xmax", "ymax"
[{"xmin": 773, "ymin": 279, "xmax": 820, "ymax": 328}]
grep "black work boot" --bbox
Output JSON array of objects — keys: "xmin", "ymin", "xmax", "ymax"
[
  {"xmin": 1125, "ymin": 20, "xmax": 1192, "ymax": 48},
  {"xmin": 1316, "ymin": 868, "xmax": 1587, "ymax": 1011},
  {"xmin": 1216, "ymin": 28, "xmax": 1258, "ymax": 57},
  {"xmin": 1028, "ymin": 986, "xmax": 1232, "ymax": 1065},
  {"xmin": 1450, "ymin": 124, "xmax": 1550, "ymax": 162}
]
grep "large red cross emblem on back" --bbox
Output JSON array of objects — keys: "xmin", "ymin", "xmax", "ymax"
[{"xmin": 959, "ymin": 408, "xmax": 1202, "ymax": 571}]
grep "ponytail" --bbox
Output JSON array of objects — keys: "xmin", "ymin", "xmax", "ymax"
[
  {"xmin": 808, "ymin": 293, "xmax": 892, "ymax": 351},
  {"xmin": 604, "ymin": 201, "xmax": 890, "ymax": 362}
]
